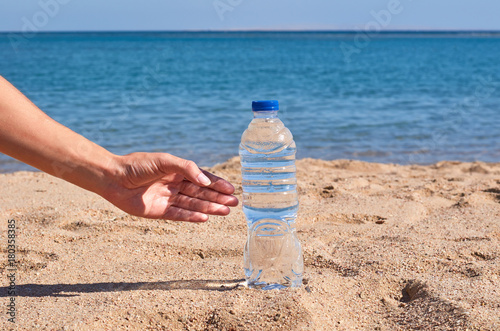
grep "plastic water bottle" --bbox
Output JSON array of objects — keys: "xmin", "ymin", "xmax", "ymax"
[{"xmin": 239, "ymin": 100, "xmax": 303, "ymax": 290}]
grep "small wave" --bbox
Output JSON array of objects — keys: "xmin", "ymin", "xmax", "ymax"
[{"xmin": 351, "ymin": 151, "xmax": 392, "ymax": 157}]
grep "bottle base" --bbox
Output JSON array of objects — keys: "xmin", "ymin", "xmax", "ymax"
[
  {"xmin": 248, "ymin": 283, "xmax": 302, "ymax": 290},
  {"xmin": 249, "ymin": 282, "xmax": 289, "ymax": 290},
  {"xmin": 245, "ymin": 275, "xmax": 302, "ymax": 290}
]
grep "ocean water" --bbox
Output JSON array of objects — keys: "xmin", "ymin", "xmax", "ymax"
[{"xmin": 0, "ymin": 31, "xmax": 499, "ymax": 172}]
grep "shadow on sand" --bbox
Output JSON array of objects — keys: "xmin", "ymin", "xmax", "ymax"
[{"xmin": 0, "ymin": 279, "xmax": 246, "ymax": 297}]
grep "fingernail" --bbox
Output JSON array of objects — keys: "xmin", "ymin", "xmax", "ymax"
[{"xmin": 197, "ymin": 173, "xmax": 211, "ymax": 186}]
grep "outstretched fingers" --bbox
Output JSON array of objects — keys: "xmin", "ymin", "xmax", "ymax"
[
  {"xmin": 179, "ymin": 181, "xmax": 238, "ymax": 207},
  {"xmin": 171, "ymin": 193, "xmax": 231, "ymax": 216},
  {"xmin": 162, "ymin": 206, "xmax": 210, "ymax": 223},
  {"xmin": 157, "ymin": 154, "xmax": 212, "ymax": 187},
  {"xmin": 202, "ymin": 170, "xmax": 236, "ymax": 195}
]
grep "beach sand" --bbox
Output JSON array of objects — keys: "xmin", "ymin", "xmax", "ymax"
[{"xmin": 1, "ymin": 157, "xmax": 499, "ymax": 330}]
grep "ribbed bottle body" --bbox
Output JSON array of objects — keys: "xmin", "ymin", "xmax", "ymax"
[{"xmin": 240, "ymin": 114, "xmax": 303, "ymax": 290}]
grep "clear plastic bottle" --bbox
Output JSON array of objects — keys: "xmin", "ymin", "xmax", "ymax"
[{"xmin": 239, "ymin": 100, "xmax": 303, "ymax": 290}]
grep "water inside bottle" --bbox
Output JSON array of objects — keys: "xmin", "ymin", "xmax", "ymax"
[{"xmin": 240, "ymin": 115, "xmax": 303, "ymax": 289}]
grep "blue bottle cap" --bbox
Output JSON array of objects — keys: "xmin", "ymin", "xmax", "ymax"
[{"xmin": 252, "ymin": 100, "xmax": 279, "ymax": 111}]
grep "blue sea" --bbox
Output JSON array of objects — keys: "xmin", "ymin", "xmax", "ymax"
[{"xmin": 0, "ymin": 31, "xmax": 499, "ymax": 172}]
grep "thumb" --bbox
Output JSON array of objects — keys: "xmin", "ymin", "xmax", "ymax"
[{"xmin": 160, "ymin": 154, "xmax": 211, "ymax": 186}]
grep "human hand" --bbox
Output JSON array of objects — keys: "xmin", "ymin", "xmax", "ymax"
[
  {"xmin": 102, "ymin": 152, "xmax": 238, "ymax": 222},
  {"xmin": 0, "ymin": 76, "xmax": 237, "ymax": 222}
]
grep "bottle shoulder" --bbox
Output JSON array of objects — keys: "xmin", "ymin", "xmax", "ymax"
[{"xmin": 240, "ymin": 118, "xmax": 295, "ymax": 154}]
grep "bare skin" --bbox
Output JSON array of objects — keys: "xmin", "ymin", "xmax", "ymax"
[{"xmin": 0, "ymin": 76, "xmax": 238, "ymax": 222}]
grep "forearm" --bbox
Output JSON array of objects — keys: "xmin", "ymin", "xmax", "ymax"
[{"xmin": 0, "ymin": 76, "xmax": 118, "ymax": 195}]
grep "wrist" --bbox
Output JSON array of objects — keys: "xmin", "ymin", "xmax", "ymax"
[
  {"xmin": 56, "ymin": 144, "xmax": 124, "ymax": 200},
  {"xmin": 94, "ymin": 152, "xmax": 125, "ymax": 198}
]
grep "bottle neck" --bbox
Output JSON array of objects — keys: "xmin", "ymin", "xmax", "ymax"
[{"xmin": 253, "ymin": 111, "xmax": 278, "ymax": 119}]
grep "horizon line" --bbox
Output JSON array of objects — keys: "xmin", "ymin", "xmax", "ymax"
[{"xmin": 2, "ymin": 29, "xmax": 500, "ymax": 34}]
